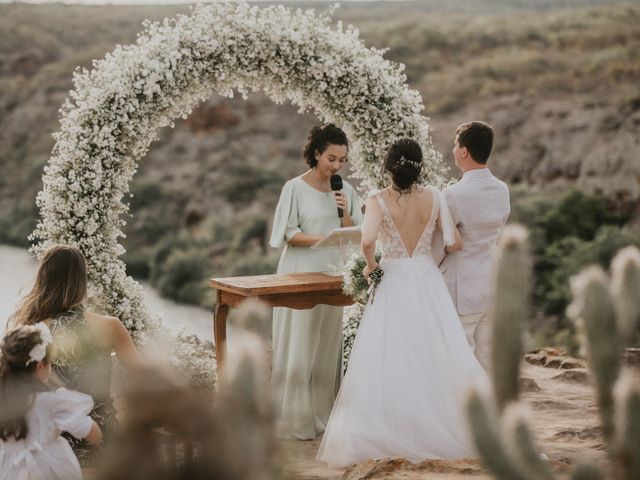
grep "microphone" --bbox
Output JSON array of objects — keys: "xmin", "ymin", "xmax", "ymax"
[{"xmin": 330, "ymin": 174, "xmax": 344, "ymax": 218}]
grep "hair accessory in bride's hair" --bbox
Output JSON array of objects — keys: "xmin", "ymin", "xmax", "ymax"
[
  {"xmin": 397, "ymin": 155, "xmax": 422, "ymax": 168},
  {"xmin": 26, "ymin": 323, "xmax": 53, "ymax": 366}
]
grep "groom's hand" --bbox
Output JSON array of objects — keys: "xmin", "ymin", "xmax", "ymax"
[{"xmin": 430, "ymin": 229, "xmax": 446, "ymax": 266}]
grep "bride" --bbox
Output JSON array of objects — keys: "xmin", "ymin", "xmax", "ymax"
[{"xmin": 317, "ymin": 138, "xmax": 487, "ymax": 467}]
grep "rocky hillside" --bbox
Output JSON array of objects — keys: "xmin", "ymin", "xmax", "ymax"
[{"xmin": 0, "ymin": 1, "xmax": 638, "ymax": 313}]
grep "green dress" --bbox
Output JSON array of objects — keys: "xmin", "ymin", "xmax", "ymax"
[{"xmin": 269, "ymin": 175, "xmax": 363, "ymax": 439}]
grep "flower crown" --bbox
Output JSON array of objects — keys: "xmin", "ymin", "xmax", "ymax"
[
  {"xmin": 397, "ymin": 155, "xmax": 422, "ymax": 168},
  {"xmin": 26, "ymin": 323, "xmax": 53, "ymax": 366}
]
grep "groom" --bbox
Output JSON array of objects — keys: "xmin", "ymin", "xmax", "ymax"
[{"xmin": 435, "ymin": 121, "xmax": 510, "ymax": 370}]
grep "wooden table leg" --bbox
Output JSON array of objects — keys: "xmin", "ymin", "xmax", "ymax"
[{"xmin": 214, "ymin": 301, "xmax": 229, "ymax": 369}]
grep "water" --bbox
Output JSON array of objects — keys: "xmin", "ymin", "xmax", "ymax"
[{"xmin": 0, "ymin": 244, "xmax": 213, "ymax": 342}]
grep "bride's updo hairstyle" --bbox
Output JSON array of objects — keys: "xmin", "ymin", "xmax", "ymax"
[
  {"xmin": 302, "ymin": 124, "xmax": 349, "ymax": 167},
  {"xmin": 383, "ymin": 138, "xmax": 423, "ymax": 190}
]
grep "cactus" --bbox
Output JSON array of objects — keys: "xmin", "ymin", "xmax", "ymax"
[
  {"xmin": 611, "ymin": 247, "xmax": 640, "ymax": 346},
  {"xmin": 212, "ymin": 299, "xmax": 276, "ymax": 480},
  {"xmin": 96, "ymin": 299, "xmax": 277, "ymax": 480},
  {"xmin": 569, "ymin": 462, "xmax": 605, "ymax": 480},
  {"xmin": 465, "ymin": 390, "xmax": 529, "ymax": 480},
  {"xmin": 502, "ymin": 404, "xmax": 555, "ymax": 480},
  {"xmin": 490, "ymin": 225, "xmax": 531, "ymax": 411},
  {"xmin": 568, "ymin": 266, "xmax": 622, "ymax": 444},
  {"xmin": 466, "ymin": 229, "xmax": 640, "ymax": 480},
  {"xmin": 466, "ymin": 225, "xmax": 549, "ymax": 480},
  {"xmin": 613, "ymin": 371, "xmax": 640, "ymax": 480}
]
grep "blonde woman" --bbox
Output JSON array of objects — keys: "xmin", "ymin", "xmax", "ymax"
[{"xmin": 8, "ymin": 244, "xmax": 139, "ymax": 463}]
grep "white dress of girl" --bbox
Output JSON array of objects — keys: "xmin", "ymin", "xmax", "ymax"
[
  {"xmin": 317, "ymin": 187, "xmax": 488, "ymax": 467},
  {"xmin": 0, "ymin": 388, "xmax": 94, "ymax": 480}
]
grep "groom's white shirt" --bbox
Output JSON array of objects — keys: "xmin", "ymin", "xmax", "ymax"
[{"xmin": 439, "ymin": 168, "xmax": 510, "ymax": 315}]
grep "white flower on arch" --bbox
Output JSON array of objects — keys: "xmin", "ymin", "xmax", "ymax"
[{"xmin": 30, "ymin": 1, "xmax": 445, "ymax": 385}]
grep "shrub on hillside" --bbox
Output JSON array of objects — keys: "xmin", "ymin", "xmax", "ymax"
[
  {"xmin": 0, "ymin": 207, "xmax": 37, "ymax": 247},
  {"xmin": 540, "ymin": 225, "xmax": 640, "ymax": 317},
  {"xmin": 540, "ymin": 189, "xmax": 627, "ymax": 244},
  {"xmin": 130, "ymin": 180, "xmax": 164, "ymax": 210},
  {"xmin": 204, "ymin": 216, "xmax": 233, "ymax": 245},
  {"xmin": 155, "ymin": 248, "xmax": 211, "ymax": 305},
  {"xmin": 511, "ymin": 189, "xmax": 637, "ymax": 350},
  {"xmin": 126, "ymin": 214, "xmax": 177, "ymax": 250},
  {"xmin": 231, "ymin": 214, "xmax": 269, "ymax": 253},
  {"xmin": 217, "ymin": 162, "xmax": 285, "ymax": 205},
  {"xmin": 511, "ymin": 188, "xmax": 629, "ymax": 254},
  {"xmin": 228, "ymin": 252, "xmax": 278, "ymax": 277},
  {"xmin": 122, "ymin": 248, "xmax": 152, "ymax": 279},
  {"xmin": 149, "ymin": 234, "xmax": 198, "ymax": 285}
]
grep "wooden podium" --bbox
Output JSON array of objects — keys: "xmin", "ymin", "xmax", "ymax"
[{"xmin": 209, "ymin": 272, "xmax": 354, "ymax": 367}]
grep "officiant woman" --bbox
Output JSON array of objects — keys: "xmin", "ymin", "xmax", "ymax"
[{"xmin": 269, "ymin": 124, "xmax": 363, "ymax": 440}]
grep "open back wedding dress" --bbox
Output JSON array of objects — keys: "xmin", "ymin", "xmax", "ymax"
[{"xmin": 317, "ymin": 186, "xmax": 487, "ymax": 467}]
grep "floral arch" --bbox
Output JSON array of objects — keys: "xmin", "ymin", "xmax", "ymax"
[{"xmin": 31, "ymin": 1, "xmax": 445, "ymax": 351}]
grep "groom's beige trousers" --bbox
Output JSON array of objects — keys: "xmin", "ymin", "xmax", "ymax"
[{"xmin": 460, "ymin": 312, "xmax": 491, "ymax": 371}]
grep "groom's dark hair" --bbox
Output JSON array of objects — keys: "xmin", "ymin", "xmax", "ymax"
[{"xmin": 456, "ymin": 121, "xmax": 493, "ymax": 165}]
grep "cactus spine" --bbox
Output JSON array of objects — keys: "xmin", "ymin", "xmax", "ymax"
[
  {"xmin": 614, "ymin": 371, "xmax": 640, "ymax": 480},
  {"xmin": 466, "ymin": 224, "xmax": 553, "ymax": 480},
  {"xmin": 502, "ymin": 404, "xmax": 555, "ymax": 480},
  {"xmin": 569, "ymin": 266, "xmax": 622, "ymax": 444},
  {"xmin": 569, "ymin": 462, "xmax": 605, "ymax": 480},
  {"xmin": 466, "ymin": 389, "xmax": 528, "ymax": 480},
  {"xmin": 464, "ymin": 229, "xmax": 640, "ymax": 480},
  {"xmin": 216, "ymin": 299, "xmax": 276, "ymax": 480},
  {"xmin": 611, "ymin": 247, "xmax": 640, "ymax": 347},
  {"xmin": 96, "ymin": 299, "xmax": 277, "ymax": 480},
  {"xmin": 490, "ymin": 225, "xmax": 530, "ymax": 411},
  {"xmin": 467, "ymin": 238, "xmax": 640, "ymax": 480}
]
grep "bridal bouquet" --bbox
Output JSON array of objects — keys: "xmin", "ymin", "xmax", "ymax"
[{"xmin": 342, "ymin": 251, "xmax": 383, "ymax": 304}]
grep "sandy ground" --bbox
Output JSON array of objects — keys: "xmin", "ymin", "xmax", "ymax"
[
  {"xmin": 81, "ymin": 349, "xmax": 607, "ymax": 480},
  {"xmin": 278, "ymin": 352, "xmax": 605, "ymax": 480}
]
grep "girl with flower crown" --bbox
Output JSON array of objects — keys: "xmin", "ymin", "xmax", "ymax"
[
  {"xmin": 7, "ymin": 244, "xmax": 140, "ymax": 465},
  {"xmin": 0, "ymin": 323, "xmax": 102, "ymax": 480}
]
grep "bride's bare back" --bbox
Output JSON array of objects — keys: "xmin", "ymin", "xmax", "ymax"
[
  {"xmin": 378, "ymin": 187, "xmax": 434, "ymax": 256},
  {"xmin": 361, "ymin": 186, "xmax": 438, "ymax": 259}
]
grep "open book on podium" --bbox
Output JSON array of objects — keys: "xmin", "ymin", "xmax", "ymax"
[
  {"xmin": 311, "ymin": 226, "xmax": 362, "ymax": 249},
  {"xmin": 311, "ymin": 226, "xmax": 362, "ymax": 275}
]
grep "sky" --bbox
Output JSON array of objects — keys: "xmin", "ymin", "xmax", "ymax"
[{"xmin": 0, "ymin": 0, "xmax": 394, "ymax": 4}]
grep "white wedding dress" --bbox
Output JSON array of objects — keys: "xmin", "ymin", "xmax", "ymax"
[{"xmin": 317, "ymin": 187, "xmax": 488, "ymax": 467}]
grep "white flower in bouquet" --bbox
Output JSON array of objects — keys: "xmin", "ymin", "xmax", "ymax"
[
  {"xmin": 342, "ymin": 250, "xmax": 383, "ymax": 371},
  {"xmin": 342, "ymin": 250, "xmax": 383, "ymax": 304},
  {"xmin": 343, "ymin": 303, "xmax": 366, "ymax": 372}
]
